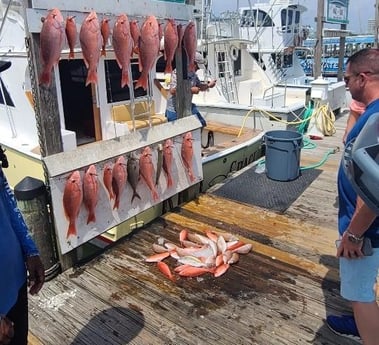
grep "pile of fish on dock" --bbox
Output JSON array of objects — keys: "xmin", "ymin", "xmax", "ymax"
[
  {"xmin": 39, "ymin": 8, "xmax": 196, "ymax": 88},
  {"xmin": 145, "ymin": 229, "xmax": 252, "ymax": 281}
]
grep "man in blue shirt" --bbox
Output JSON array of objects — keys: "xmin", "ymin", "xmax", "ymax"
[
  {"xmin": 326, "ymin": 49, "xmax": 379, "ymax": 345},
  {"xmin": 165, "ymin": 52, "xmax": 216, "ymax": 126},
  {"xmin": 0, "ymin": 152, "xmax": 44, "ymax": 345}
]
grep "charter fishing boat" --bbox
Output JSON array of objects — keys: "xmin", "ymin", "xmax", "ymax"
[
  {"xmin": 0, "ymin": 0, "xmax": 266, "ymax": 269},
  {"xmin": 191, "ymin": 0, "xmax": 346, "ymax": 128}
]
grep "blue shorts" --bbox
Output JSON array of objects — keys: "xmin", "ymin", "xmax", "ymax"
[
  {"xmin": 165, "ymin": 110, "xmax": 177, "ymax": 122},
  {"xmin": 339, "ymin": 248, "xmax": 379, "ymax": 302}
]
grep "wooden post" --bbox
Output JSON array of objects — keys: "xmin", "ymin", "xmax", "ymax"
[
  {"xmin": 314, "ymin": 0, "xmax": 324, "ymax": 78},
  {"xmin": 175, "ymin": 47, "xmax": 192, "ymax": 120},
  {"xmin": 22, "ymin": 0, "xmax": 76, "ymax": 271},
  {"xmin": 14, "ymin": 177, "xmax": 61, "ymax": 281},
  {"xmin": 337, "ymin": 24, "xmax": 346, "ymax": 82}
]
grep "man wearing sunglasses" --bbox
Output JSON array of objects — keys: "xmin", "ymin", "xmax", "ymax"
[{"xmin": 326, "ymin": 48, "xmax": 379, "ymax": 345}]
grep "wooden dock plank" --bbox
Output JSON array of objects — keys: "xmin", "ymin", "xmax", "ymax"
[{"xmin": 27, "ymin": 110, "xmax": 361, "ymax": 345}]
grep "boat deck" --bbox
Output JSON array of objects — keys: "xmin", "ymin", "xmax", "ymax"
[{"xmin": 28, "ymin": 110, "xmax": 362, "ymax": 345}]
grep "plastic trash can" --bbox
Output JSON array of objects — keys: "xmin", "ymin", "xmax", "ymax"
[{"xmin": 264, "ymin": 130, "xmax": 303, "ymax": 181}]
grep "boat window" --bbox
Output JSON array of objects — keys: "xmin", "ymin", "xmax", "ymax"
[
  {"xmin": 0, "ymin": 78, "xmax": 15, "ymax": 107},
  {"xmin": 240, "ymin": 9, "xmax": 273, "ymax": 27},
  {"xmin": 281, "ymin": 9, "xmax": 294, "ymax": 33},
  {"xmin": 104, "ymin": 59, "xmax": 147, "ymax": 103}
]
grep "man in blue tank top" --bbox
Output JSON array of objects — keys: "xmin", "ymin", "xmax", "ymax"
[
  {"xmin": 326, "ymin": 49, "xmax": 379, "ymax": 345},
  {"xmin": 0, "ymin": 150, "xmax": 44, "ymax": 345}
]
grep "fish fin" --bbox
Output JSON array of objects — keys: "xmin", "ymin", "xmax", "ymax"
[
  {"xmin": 39, "ymin": 68, "xmax": 51, "ymax": 87},
  {"xmin": 86, "ymin": 212, "xmax": 96, "ymax": 224},
  {"xmin": 131, "ymin": 191, "xmax": 141, "ymax": 203},
  {"xmin": 113, "ymin": 197, "xmax": 119, "ymax": 210},
  {"xmin": 66, "ymin": 221, "xmax": 77, "ymax": 239},
  {"xmin": 135, "ymin": 74, "xmax": 148, "ymax": 90},
  {"xmin": 121, "ymin": 70, "xmax": 129, "ymax": 88},
  {"xmin": 164, "ymin": 62, "xmax": 172, "ymax": 74},
  {"xmin": 85, "ymin": 69, "xmax": 98, "ymax": 86}
]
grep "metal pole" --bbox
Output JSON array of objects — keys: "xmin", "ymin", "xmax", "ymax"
[
  {"xmin": 314, "ymin": 0, "xmax": 324, "ymax": 78},
  {"xmin": 337, "ymin": 24, "xmax": 346, "ymax": 81}
]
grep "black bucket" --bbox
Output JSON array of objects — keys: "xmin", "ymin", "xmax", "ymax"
[{"xmin": 264, "ymin": 130, "xmax": 303, "ymax": 181}]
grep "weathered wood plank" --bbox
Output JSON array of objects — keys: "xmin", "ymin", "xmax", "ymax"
[{"xmin": 28, "ymin": 110, "xmax": 360, "ymax": 345}]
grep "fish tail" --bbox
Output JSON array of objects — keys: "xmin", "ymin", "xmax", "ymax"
[
  {"xmin": 188, "ymin": 62, "xmax": 196, "ymax": 73},
  {"xmin": 39, "ymin": 68, "xmax": 51, "ymax": 87},
  {"xmin": 113, "ymin": 196, "xmax": 120, "ymax": 210},
  {"xmin": 121, "ymin": 70, "xmax": 129, "ymax": 88},
  {"xmin": 66, "ymin": 221, "xmax": 77, "ymax": 239},
  {"xmin": 86, "ymin": 212, "xmax": 96, "ymax": 224},
  {"xmin": 131, "ymin": 191, "xmax": 141, "ymax": 203},
  {"xmin": 152, "ymin": 190, "xmax": 159, "ymax": 201},
  {"xmin": 101, "ymin": 47, "xmax": 106, "ymax": 57},
  {"xmin": 167, "ymin": 174, "xmax": 173, "ymax": 188},
  {"xmin": 85, "ymin": 69, "xmax": 98, "ymax": 86},
  {"xmin": 135, "ymin": 73, "xmax": 148, "ymax": 90},
  {"xmin": 68, "ymin": 50, "xmax": 75, "ymax": 59},
  {"xmin": 164, "ymin": 61, "xmax": 172, "ymax": 74}
]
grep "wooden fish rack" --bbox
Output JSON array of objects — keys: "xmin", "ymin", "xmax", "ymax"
[{"xmin": 21, "ymin": 0, "xmax": 200, "ymax": 270}]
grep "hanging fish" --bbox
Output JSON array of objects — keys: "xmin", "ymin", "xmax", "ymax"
[
  {"xmin": 103, "ymin": 163, "xmax": 114, "ymax": 201},
  {"xmin": 181, "ymin": 132, "xmax": 195, "ymax": 182},
  {"xmin": 182, "ymin": 20, "xmax": 197, "ymax": 72},
  {"xmin": 127, "ymin": 152, "xmax": 141, "ymax": 203},
  {"xmin": 112, "ymin": 14, "xmax": 134, "ymax": 88},
  {"xmin": 39, "ymin": 8, "xmax": 65, "ymax": 87},
  {"xmin": 82, "ymin": 164, "xmax": 99, "ymax": 224},
  {"xmin": 63, "ymin": 170, "xmax": 83, "ymax": 239},
  {"xmin": 65, "ymin": 16, "xmax": 77, "ymax": 59},
  {"xmin": 79, "ymin": 11, "xmax": 102, "ymax": 86},
  {"xmin": 100, "ymin": 18, "xmax": 110, "ymax": 56},
  {"xmin": 162, "ymin": 138, "xmax": 174, "ymax": 188},
  {"xmin": 130, "ymin": 20, "xmax": 140, "ymax": 54},
  {"xmin": 163, "ymin": 19, "xmax": 178, "ymax": 74},
  {"xmin": 135, "ymin": 15, "xmax": 160, "ymax": 90},
  {"xmin": 112, "ymin": 156, "xmax": 127, "ymax": 210},
  {"xmin": 139, "ymin": 146, "xmax": 159, "ymax": 201}
]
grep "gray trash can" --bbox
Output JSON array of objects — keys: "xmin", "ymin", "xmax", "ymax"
[{"xmin": 264, "ymin": 130, "xmax": 303, "ymax": 181}]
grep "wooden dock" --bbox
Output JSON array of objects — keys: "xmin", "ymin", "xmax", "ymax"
[{"xmin": 28, "ymin": 110, "xmax": 362, "ymax": 345}]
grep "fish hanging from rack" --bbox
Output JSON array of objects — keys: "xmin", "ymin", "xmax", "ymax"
[
  {"xmin": 181, "ymin": 131, "xmax": 195, "ymax": 182},
  {"xmin": 127, "ymin": 152, "xmax": 141, "ymax": 203},
  {"xmin": 163, "ymin": 19, "xmax": 178, "ymax": 74},
  {"xmin": 135, "ymin": 15, "xmax": 160, "ymax": 90},
  {"xmin": 79, "ymin": 11, "xmax": 102, "ymax": 86},
  {"xmin": 65, "ymin": 16, "xmax": 77, "ymax": 59},
  {"xmin": 100, "ymin": 18, "xmax": 111, "ymax": 56},
  {"xmin": 112, "ymin": 155, "xmax": 127, "ymax": 210},
  {"xmin": 139, "ymin": 146, "xmax": 159, "ymax": 201},
  {"xmin": 112, "ymin": 14, "xmax": 134, "ymax": 88},
  {"xmin": 39, "ymin": 8, "xmax": 65, "ymax": 87},
  {"xmin": 103, "ymin": 163, "xmax": 114, "ymax": 201},
  {"xmin": 82, "ymin": 164, "xmax": 99, "ymax": 224},
  {"xmin": 162, "ymin": 138, "xmax": 174, "ymax": 188},
  {"xmin": 130, "ymin": 20, "xmax": 140, "ymax": 54},
  {"xmin": 63, "ymin": 170, "xmax": 83, "ymax": 239},
  {"xmin": 182, "ymin": 20, "xmax": 197, "ymax": 72}
]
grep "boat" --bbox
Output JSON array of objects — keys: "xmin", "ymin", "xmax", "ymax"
[
  {"xmin": 297, "ymin": 34, "xmax": 376, "ymax": 77},
  {"xmin": 0, "ymin": 0, "xmax": 265, "ymax": 264},
  {"xmin": 190, "ymin": 0, "xmax": 346, "ymax": 127}
]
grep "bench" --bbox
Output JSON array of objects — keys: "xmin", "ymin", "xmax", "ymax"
[{"xmin": 111, "ymin": 101, "xmax": 167, "ymax": 130}]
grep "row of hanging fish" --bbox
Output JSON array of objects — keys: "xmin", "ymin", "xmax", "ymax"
[
  {"xmin": 62, "ymin": 133, "xmax": 195, "ymax": 239},
  {"xmin": 145, "ymin": 229, "xmax": 253, "ymax": 281},
  {"xmin": 39, "ymin": 8, "xmax": 197, "ymax": 89}
]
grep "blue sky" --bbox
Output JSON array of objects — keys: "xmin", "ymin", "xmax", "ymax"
[{"xmin": 211, "ymin": 0, "xmax": 375, "ymax": 34}]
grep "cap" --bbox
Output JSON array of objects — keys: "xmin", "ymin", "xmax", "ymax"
[{"xmin": 194, "ymin": 52, "xmax": 206, "ymax": 70}]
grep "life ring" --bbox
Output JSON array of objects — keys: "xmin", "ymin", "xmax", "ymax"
[{"xmin": 229, "ymin": 45, "xmax": 239, "ymax": 61}]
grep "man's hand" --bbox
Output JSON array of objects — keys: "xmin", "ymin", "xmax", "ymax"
[
  {"xmin": 26, "ymin": 255, "xmax": 45, "ymax": 295},
  {"xmin": 0, "ymin": 316, "xmax": 14, "ymax": 345}
]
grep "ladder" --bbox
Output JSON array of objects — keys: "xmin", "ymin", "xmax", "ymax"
[{"xmin": 214, "ymin": 42, "xmax": 239, "ymax": 104}]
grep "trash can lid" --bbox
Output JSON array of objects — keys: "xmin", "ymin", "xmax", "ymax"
[{"xmin": 14, "ymin": 176, "xmax": 45, "ymax": 200}]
